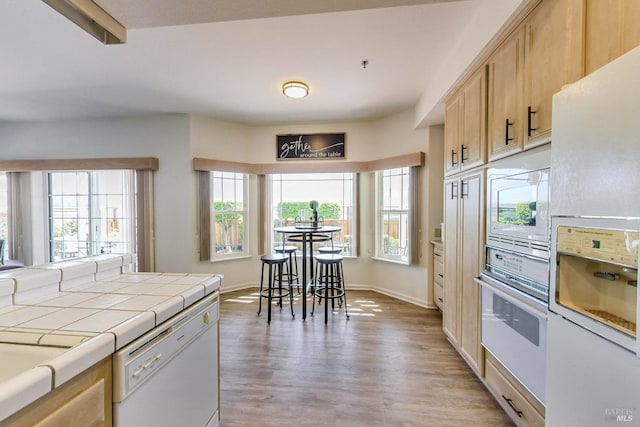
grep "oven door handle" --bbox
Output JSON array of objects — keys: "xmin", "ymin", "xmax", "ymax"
[{"xmin": 476, "ymin": 275, "xmax": 548, "ymax": 318}]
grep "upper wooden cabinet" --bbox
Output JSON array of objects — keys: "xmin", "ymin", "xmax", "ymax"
[
  {"xmin": 523, "ymin": 0, "xmax": 584, "ymax": 147},
  {"xmin": 488, "ymin": 26, "xmax": 524, "ymax": 161},
  {"xmin": 584, "ymin": 0, "xmax": 640, "ymax": 75},
  {"xmin": 444, "ymin": 67, "xmax": 487, "ymax": 176}
]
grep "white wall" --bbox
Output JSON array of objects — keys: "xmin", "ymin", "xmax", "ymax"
[
  {"xmin": 0, "ymin": 114, "xmax": 193, "ymax": 272},
  {"xmin": 414, "ymin": 0, "xmax": 523, "ymax": 127}
]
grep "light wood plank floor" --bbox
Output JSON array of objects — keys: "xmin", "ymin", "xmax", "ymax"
[{"xmin": 219, "ymin": 289, "xmax": 514, "ymax": 427}]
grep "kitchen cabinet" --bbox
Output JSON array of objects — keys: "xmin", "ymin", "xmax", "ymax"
[
  {"xmin": 584, "ymin": 0, "xmax": 640, "ymax": 75},
  {"xmin": 484, "ymin": 352, "xmax": 545, "ymax": 427},
  {"xmin": 432, "ymin": 241, "xmax": 444, "ymax": 311},
  {"xmin": 488, "ymin": 26, "xmax": 524, "ymax": 161},
  {"xmin": 1, "ymin": 357, "xmax": 112, "ymax": 427},
  {"xmin": 444, "ymin": 67, "xmax": 487, "ymax": 176},
  {"xmin": 442, "ymin": 171, "xmax": 484, "ymax": 374},
  {"xmin": 523, "ymin": 0, "xmax": 583, "ymax": 147}
]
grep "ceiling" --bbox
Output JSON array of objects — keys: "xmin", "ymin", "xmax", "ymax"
[{"xmin": 0, "ymin": 0, "xmax": 510, "ymax": 125}]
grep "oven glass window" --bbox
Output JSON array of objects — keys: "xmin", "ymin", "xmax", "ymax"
[
  {"xmin": 497, "ymin": 186, "xmax": 537, "ymax": 226},
  {"xmin": 493, "ymin": 293, "xmax": 540, "ymax": 346}
]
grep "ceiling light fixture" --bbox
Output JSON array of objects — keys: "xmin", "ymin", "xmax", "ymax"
[
  {"xmin": 282, "ymin": 81, "xmax": 309, "ymax": 99},
  {"xmin": 42, "ymin": 0, "xmax": 127, "ymax": 45}
]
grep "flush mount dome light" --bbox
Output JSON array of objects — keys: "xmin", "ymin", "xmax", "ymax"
[{"xmin": 282, "ymin": 81, "xmax": 309, "ymax": 98}]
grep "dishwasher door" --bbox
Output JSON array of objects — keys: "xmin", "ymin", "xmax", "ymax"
[{"xmin": 113, "ymin": 293, "xmax": 219, "ymax": 427}]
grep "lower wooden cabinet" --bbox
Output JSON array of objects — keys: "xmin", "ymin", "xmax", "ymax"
[
  {"xmin": 484, "ymin": 352, "xmax": 545, "ymax": 427},
  {"xmin": 1, "ymin": 357, "xmax": 112, "ymax": 427}
]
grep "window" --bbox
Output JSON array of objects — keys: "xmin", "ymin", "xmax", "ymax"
[
  {"xmin": 48, "ymin": 170, "xmax": 135, "ymax": 261},
  {"xmin": 211, "ymin": 171, "xmax": 248, "ymax": 259},
  {"xmin": 269, "ymin": 173, "xmax": 356, "ymax": 255},
  {"xmin": 375, "ymin": 167, "xmax": 411, "ymax": 263}
]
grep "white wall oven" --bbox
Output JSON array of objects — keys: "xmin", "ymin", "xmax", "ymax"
[
  {"xmin": 549, "ymin": 216, "xmax": 639, "ymax": 355},
  {"xmin": 487, "ymin": 146, "xmax": 551, "ymax": 260}
]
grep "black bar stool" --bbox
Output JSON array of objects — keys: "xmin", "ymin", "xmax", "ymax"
[
  {"xmin": 274, "ymin": 245, "xmax": 300, "ymax": 293},
  {"xmin": 312, "ymin": 253, "xmax": 349, "ymax": 324},
  {"xmin": 258, "ymin": 253, "xmax": 294, "ymax": 324}
]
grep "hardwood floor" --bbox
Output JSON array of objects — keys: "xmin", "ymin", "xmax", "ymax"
[{"xmin": 219, "ymin": 289, "xmax": 514, "ymax": 426}]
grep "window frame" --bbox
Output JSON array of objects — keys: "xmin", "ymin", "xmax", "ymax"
[
  {"xmin": 374, "ymin": 166, "xmax": 411, "ymax": 265},
  {"xmin": 209, "ymin": 171, "xmax": 249, "ymax": 261}
]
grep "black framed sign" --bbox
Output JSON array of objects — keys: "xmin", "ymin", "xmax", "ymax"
[{"xmin": 276, "ymin": 133, "xmax": 345, "ymax": 160}]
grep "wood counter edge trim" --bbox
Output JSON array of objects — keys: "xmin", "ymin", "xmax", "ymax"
[
  {"xmin": 193, "ymin": 152, "xmax": 425, "ymax": 174},
  {"xmin": 0, "ymin": 157, "xmax": 159, "ymax": 171}
]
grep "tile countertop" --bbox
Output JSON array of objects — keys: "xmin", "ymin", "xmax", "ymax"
[{"xmin": 0, "ymin": 268, "xmax": 222, "ymax": 422}]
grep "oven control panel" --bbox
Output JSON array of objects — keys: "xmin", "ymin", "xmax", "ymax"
[{"xmin": 556, "ymin": 226, "xmax": 639, "ymax": 267}]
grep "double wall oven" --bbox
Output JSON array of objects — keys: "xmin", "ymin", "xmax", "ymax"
[{"xmin": 477, "ymin": 146, "xmax": 551, "ymax": 405}]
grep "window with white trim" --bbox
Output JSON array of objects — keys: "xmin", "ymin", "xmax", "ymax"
[
  {"xmin": 375, "ymin": 167, "xmax": 410, "ymax": 263},
  {"xmin": 48, "ymin": 170, "xmax": 135, "ymax": 261},
  {"xmin": 0, "ymin": 173, "xmax": 8, "ymax": 262},
  {"xmin": 269, "ymin": 173, "xmax": 356, "ymax": 256},
  {"xmin": 211, "ymin": 171, "xmax": 248, "ymax": 259}
]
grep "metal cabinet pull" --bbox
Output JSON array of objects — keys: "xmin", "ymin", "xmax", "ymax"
[
  {"xmin": 438, "ymin": 273, "xmax": 443, "ymax": 278},
  {"xmin": 434, "ymin": 252, "xmax": 441, "ymax": 257},
  {"xmin": 438, "ymin": 297, "xmax": 443, "ymax": 303},
  {"xmin": 450, "ymin": 182, "xmax": 458, "ymax": 200},
  {"xmin": 502, "ymin": 395, "xmax": 523, "ymax": 418},
  {"xmin": 461, "ymin": 181, "xmax": 469, "ymax": 198},
  {"xmin": 451, "ymin": 149, "xmax": 458, "ymax": 167},
  {"xmin": 461, "ymin": 144, "xmax": 468, "ymax": 163},
  {"xmin": 505, "ymin": 118, "xmax": 514, "ymax": 145},
  {"xmin": 527, "ymin": 106, "xmax": 537, "ymax": 137}
]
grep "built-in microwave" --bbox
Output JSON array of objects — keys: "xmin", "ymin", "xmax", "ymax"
[{"xmin": 487, "ymin": 146, "xmax": 551, "ymax": 259}]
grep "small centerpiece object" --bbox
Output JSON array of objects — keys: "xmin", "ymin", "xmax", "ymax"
[{"xmin": 309, "ymin": 200, "xmax": 319, "ymax": 228}]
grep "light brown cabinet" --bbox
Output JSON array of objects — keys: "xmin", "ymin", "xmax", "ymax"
[
  {"xmin": 488, "ymin": 26, "xmax": 525, "ymax": 161},
  {"xmin": 1, "ymin": 358, "xmax": 112, "ymax": 427},
  {"xmin": 444, "ymin": 67, "xmax": 487, "ymax": 176},
  {"xmin": 442, "ymin": 171, "xmax": 484, "ymax": 374},
  {"xmin": 484, "ymin": 352, "xmax": 545, "ymax": 427},
  {"xmin": 584, "ymin": 0, "xmax": 640, "ymax": 75},
  {"xmin": 523, "ymin": 0, "xmax": 583, "ymax": 147},
  {"xmin": 432, "ymin": 241, "xmax": 444, "ymax": 311}
]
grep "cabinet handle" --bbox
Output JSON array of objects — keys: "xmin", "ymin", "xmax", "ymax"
[
  {"xmin": 450, "ymin": 182, "xmax": 458, "ymax": 200},
  {"xmin": 438, "ymin": 297, "xmax": 443, "ymax": 303},
  {"xmin": 461, "ymin": 181, "xmax": 469, "ymax": 198},
  {"xmin": 502, "ymin": 395, "xmax": 523, "ymax": 418},
  {"xmin": 434, "ymin": 252, "xmax": 441, "ymax": 257},
  {"xmin": 505, "ymin": 118, "xmax": 514, "ymax": 145},
  {"xmin": 527, "ymin": 106, "xmax": 537, "ymax": 137},
  {"xmin": 451, "ymin": 149, "xmax": 458, "ymax": 167},
  {"xmin": 438, "ymin": 273, "xmax": 443, "ymax": 278},
  {"xmin": 461, "ymin": 144, "xmax": 468, "ymax": 163}
]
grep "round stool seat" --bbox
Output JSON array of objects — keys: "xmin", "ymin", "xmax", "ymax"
[
  {"xmin": 260, "ymin": 253, "xmax": 287, "ymax": 264},
  {"xmin": 314, "ymin": 253, "xmax": 344, "ymax": 264},
  {"xmin": 318, "ymin": 246, "xmax": 342, "ymax": 254},
  {"xmin": 274, "ymin": 245, "xmax": 298, "ymax": 254}
]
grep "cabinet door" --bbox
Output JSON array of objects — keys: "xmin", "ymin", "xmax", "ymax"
[
  {"xmin": 584, "ymin": 0, "xmax": 640, "ymax": 75},
  {"xmin": 459, "ymin": 172, "xmax": 484, "ymax": 375},
  {"xmin": 488, "ymin": 27, "xmax": 524, "ymax": 161},
  {"xmin": 444, "ymin": 97, "xmax": 461, "ymax": 176},
  {"xmin": 442, "ymin": 179, "xmax": 459, "ymax": 344},
  {"xmin": 524, "ymin": 0, "xmax": 583, "ymax": 146},
  {"xmin": 460, "ymin": 68, "xmax": 486, "ymax": 171},
  {"xmin": 621, "ymin": 0, "xmax": 640, "ymax": 54}
]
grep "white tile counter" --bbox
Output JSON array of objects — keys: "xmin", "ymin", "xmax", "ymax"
[{"xmin": 0, "ymin": 260, "xmax": 222, "ymax": 423}]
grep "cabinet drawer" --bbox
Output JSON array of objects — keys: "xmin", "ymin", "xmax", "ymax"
[
  {"xmin": 433, "ymin": 244, "xmax": 443, "ymax": 258},
  {"xmin": 434, "ymin": 283, "xmax": 443, "ymax": 311},
  {"xmin": 433, "ymin": 261, "xmax": 444, "ymax": 286},
  {"xmin": 484, "ymin": 358, "xmax": 544, "ymax": 427}
]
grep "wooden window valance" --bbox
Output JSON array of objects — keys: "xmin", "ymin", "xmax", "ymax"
[{"xmin": 0, "ymin": 157, "xmax": 159, "ymax": 172}]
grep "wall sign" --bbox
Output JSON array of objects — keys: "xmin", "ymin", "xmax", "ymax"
[{"xmin": 276, "ymin": 133, "xmax": 345, "ymax": 160}]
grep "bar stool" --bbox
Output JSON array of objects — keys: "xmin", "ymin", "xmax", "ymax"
[
  {"xmin": 274, "ymin": 245, "xmax": 300, "ymax": 293},
  {"xmin": 314, "ymin": 245, "xmax": 343, "ymax": 296},
  {"xmin": 257, "ymin": 253, "xmax": 294, "ymax": 324},
  {"xmin": 312, "ymin": 253, "xmax": 349, "ymax": 324}
]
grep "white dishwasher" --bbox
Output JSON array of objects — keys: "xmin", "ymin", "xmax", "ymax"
[{"xmin": 113, "ymin": 293, "xmax": 219, "ymax": 427}]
